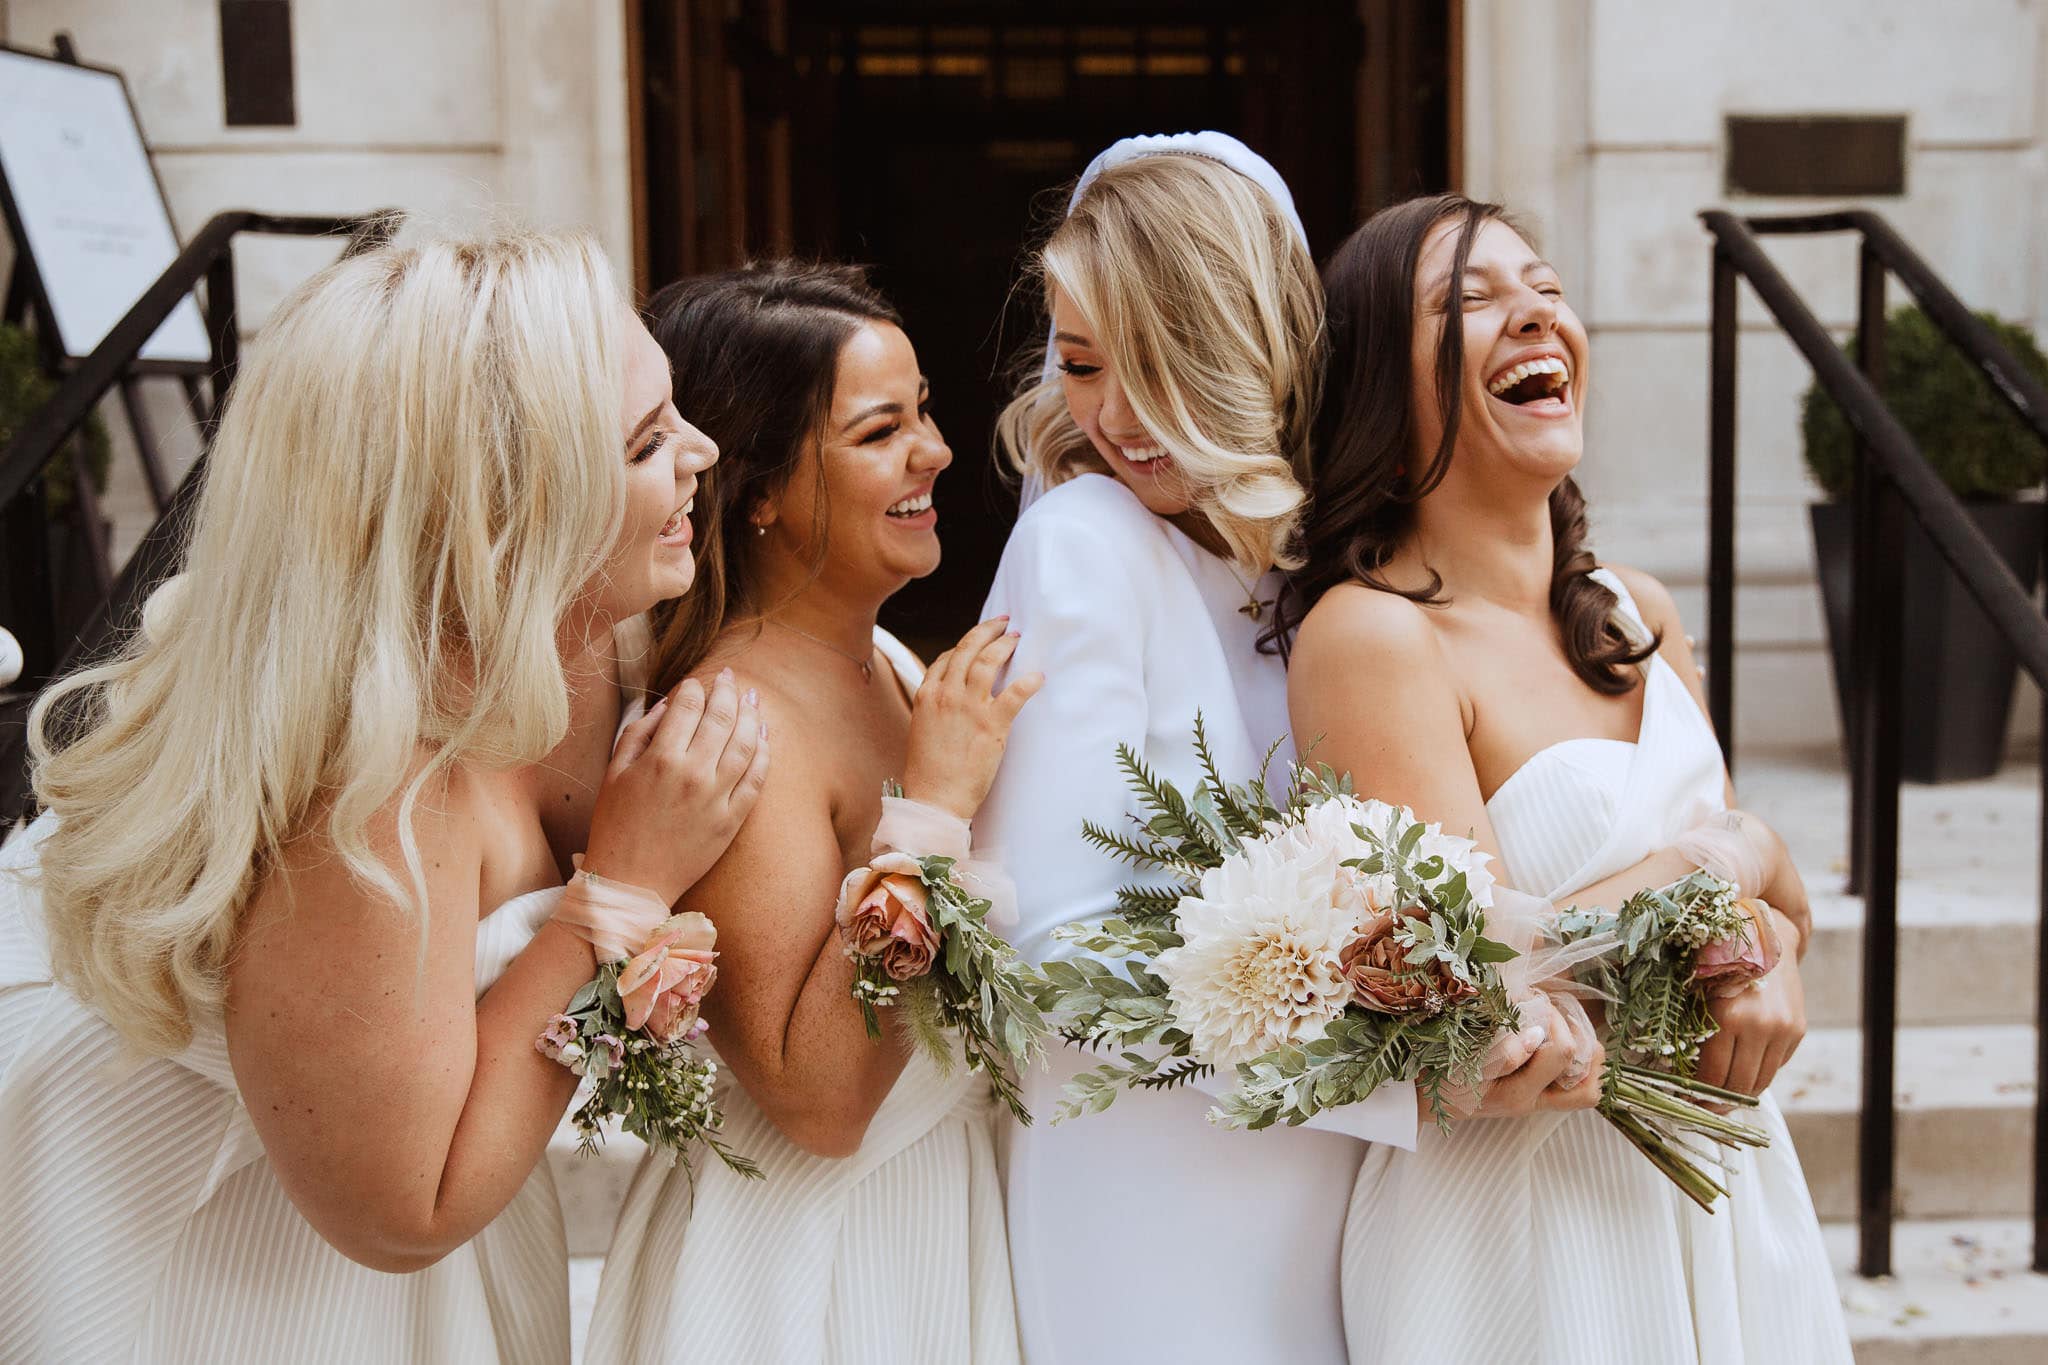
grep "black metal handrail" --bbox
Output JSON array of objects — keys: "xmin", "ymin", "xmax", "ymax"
[
  {"xmin": 1700, "ymin": 207, "xmax": 2048, "ymax": 1279},
  {"xmin": 1, "ymin": 209, "xmax": 399, "ymax": 817}
]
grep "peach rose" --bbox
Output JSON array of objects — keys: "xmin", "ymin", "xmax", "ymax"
[
  {"xmin": 1340, "ymin": 907, "xmax": 1478, "ymax": 1016},
  {"xmin": 1692, "ymin": 898, "xmax": 1783, "ymax": 997},
  {"xmin": 835, "ymin": 852, "xmax": 940, "ymax": 981},
  {"xmin": 618, "ymin": 912, "xmax": 719, "ymax": 1044}
]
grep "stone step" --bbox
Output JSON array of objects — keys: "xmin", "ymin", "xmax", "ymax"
[
  {"xmin": 1831, "ymin": 1219, "xmax": 2048, "ymax": 1364},
  {"xmin": 1801, "ymin": 885, "xmax": 2038, "ymax": 1028},
  {"xmin": 550, "ymin": 1127, "xmax": 646, "ymax": 1257},
  {"xmin": 1779, "ymin": 1025, "xmax": 2037, "ymax": 1221}
]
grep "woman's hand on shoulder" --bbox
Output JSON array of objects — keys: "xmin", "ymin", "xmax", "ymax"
[
  {"xmin": 583, "ymin": 667, "xmax": 770, "ymax": 904},
  {"xmin": 902, "ymin": 615, "xmax": 1044, "ymax": 821}
]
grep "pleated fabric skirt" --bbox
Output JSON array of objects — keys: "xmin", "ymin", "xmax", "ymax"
[
  {"xmin": 1342, "ymin": 1098, "xmax": 1851, "ymax": 1364},
  {"xmin": 586, "ymin": 1049, "xmax": 1020, "ymax": 1364},
  {"xmin": 0, "ymin": 818, "xmax": 571, "ymax": 1365}
]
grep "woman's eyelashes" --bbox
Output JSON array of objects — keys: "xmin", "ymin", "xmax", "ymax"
[
  {"xmin": 1057, "ymin": 359, "xmax": 1101, "ymax": 378},
  {"xmin": 630, "ymin": 429, "xmax": 669, "ymax": 464}
]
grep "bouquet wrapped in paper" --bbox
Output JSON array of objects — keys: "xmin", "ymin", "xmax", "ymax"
[{"xmin": 833, "ymin": 783, "xmax": 1050, "ymax": 1124}]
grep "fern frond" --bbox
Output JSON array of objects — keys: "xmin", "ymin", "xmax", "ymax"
[{"xmin": 1131, "ymin": 1056, "xmax": 1215, "ymax": 1091}]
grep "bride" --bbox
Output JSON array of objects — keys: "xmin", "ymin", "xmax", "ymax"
[
  {"xmin": 1286, "ymin": 193, "xmax": 1851, "ymax": 1363},
  {"xmin": 587, "ymin": 261, "xmax": 1036, "ymax": 1364},
  {"xmin": 977, "ymin": 134, "xmax": 1583, "ymax": 1363}
]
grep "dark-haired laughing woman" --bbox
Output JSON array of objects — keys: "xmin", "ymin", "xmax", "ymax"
[{"xmin": 1285, "ymin": 197, "xmax": 1850, "ymax": 1364}]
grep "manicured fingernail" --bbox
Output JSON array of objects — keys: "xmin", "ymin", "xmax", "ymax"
[
  {"xmin": 1521, "ymin": 1025, "xmax": 1547, "ymax": 1048},
  {"xmin": 745, "ymin": 688, "xmax": 758, "ymax": 706},
  {"xmin": 759, "ymin": 723, "xmax": 770, "ymax": 739},
  {"xmin": 1007, "ymin": 630, "xmax": 1020, "ymax": 639},
  {"xmin": 718, "ymin": 667, "xmax": 733, "ymax": 681}
]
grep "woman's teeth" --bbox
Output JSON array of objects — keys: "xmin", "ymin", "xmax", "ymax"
[
  {"xmin": 1487, "ymin": 355, "xmax": 1571, "ymax": 402},
  {"xmin": 659, "ymin": 499, "xmax": 692, "ymax": 538},
  {"xmin": 886, "ymin": 491, "xmax": 933, "ymax": 518},
  {"xmin": 1118, "ymin": 442, "xmax": 1167, "ymax": 464}
]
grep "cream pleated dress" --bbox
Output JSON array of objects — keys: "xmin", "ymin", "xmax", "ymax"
[
  {"xmin": 584, "ymin": 629, "xmax": 1021, "ymax": 1365},
  {"xmin": 1341, "ymin": 571, "xmax": 1851, "ymax": 1364},
  {"xmin": 0, "ymin": 817, "xmax": 571, "ymax": 1364}
]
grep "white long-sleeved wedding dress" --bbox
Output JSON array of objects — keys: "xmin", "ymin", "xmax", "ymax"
[{"xmin": 979, "ymin": 473, "xmax": 1416, "ymax": 1365}]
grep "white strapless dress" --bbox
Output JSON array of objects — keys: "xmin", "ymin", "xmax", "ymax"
[
  {"xmin": 584, "ymin": 629, "xmax": 1021, "ymax": 1365},
  {"xmin": 0, "ymin": 816, "xmax": 571, "ymax": 1364},
  {"xmin": 1341, "ymin": 573, "xmax": 1850, "ymax": 1363}
]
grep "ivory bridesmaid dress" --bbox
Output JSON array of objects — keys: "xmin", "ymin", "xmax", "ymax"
[
  {"xmin": 1341, "ymin": 570, "xmax": 1851, "ymax": 1364},
  {"xmin": 0, "ymin": 816, "xmax": 571, "ymax": 1363},
  {"xmin": 584, "ymin": 629, "xmax": 1021, "ymax": 1365}
]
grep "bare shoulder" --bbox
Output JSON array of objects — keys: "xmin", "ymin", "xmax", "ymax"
[
  {"xmin": 1602, "ymin": 562, "xmax": 1684, "ymax": 636},
  {"xmin": 1291, "ymin": 581, "xmax": 1449, "ymax": 677}
]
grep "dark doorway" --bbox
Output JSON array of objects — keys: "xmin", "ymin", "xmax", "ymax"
[{"xmin": 631, "ymin": 2, "xmax": 1454, "ymax": 653}]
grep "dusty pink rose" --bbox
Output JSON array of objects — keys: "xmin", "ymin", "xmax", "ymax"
[
  {"xmin": 1340, "ymin": 908, "xmax": 1478, "ymax": 1016},
  {"xmin": 1692, "ymin": 898, "xmax": 1783, "ymax": 997},
  {"xmin": 835, "ymin": 852, "xmax": 940, "ymax": 981},
  {"xmin": 618, "ymin": 912, "xmax": 719, "ymax": 1044}
]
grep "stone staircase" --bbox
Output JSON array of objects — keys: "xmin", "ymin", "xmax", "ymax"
[{"xmin": 554, "ymin": 751, "xmax": 2045, "ymax": 1363}]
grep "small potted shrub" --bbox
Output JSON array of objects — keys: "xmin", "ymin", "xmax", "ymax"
[{"xmin": 1802, "ymin": 305, "xmax": 2047, "ymax": 783}]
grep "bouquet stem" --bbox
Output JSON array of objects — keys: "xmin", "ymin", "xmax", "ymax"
[{"xmin": 1597, "ymin": 1060, "xmax": 1769, "ymax": 1212}]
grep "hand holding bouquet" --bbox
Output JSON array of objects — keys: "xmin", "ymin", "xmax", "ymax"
[
  {"xmin": 835, "ymin": 784, "xmax": 1050, "ymax": 1125},
  {"xmin": 1557, "ymin": 870, "xmax": 1780, "ymax": 1209},
  {"xmin": 1030, "ymin": 720, "xmax": 1526, "ymax": 1130}
]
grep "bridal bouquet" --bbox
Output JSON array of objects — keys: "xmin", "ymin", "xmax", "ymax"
[
  {"xmin": 1556, "ymin": 871, "xmax": 1779, "ymax": 1209},
  {"xmin": 1029, "ymin": 722, "xmax": 1525, "ymax": 1131},
  {"xmin": 835, "ymin": 783, "xmax": 1050, "ymax": 1124},
  {"xmin": 539, "ymin": 908, "xmax": 760, "ymax": 1180}
]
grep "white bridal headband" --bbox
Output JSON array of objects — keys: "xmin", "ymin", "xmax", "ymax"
[
  {"xmin": 1037, "ymin": 129, "xmax": 1311, "ymax": 384},
  {"xmin": 1020, "ymin": 130, "xmax": 1309, "ymax": 511}
]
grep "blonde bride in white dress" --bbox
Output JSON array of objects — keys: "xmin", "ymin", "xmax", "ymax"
[
  {"xmin": 588, "ymin": 263, "xmax": 1033, "ymax": 1364},
  {"xmin": 977, "ymin": 134, "xmax": 1425, "ymax": 1365},
  {"xmin": 1287, "ymin": 194, "xmax": 1851, "ymax": 1362},
  {"xmin": 0, "ymin": 229, "xmax": 767, "ymax": 1363}
]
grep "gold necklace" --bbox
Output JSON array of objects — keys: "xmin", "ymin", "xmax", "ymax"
[
  {"xmin": 1225, "ymin": 565, "xmax": 1268, "ymax": 621},
  {"xmin": 767, "ymin": 619, "xmax": 873, "ymax": 681}
]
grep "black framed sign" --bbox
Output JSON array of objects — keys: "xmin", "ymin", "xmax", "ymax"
[{"xmin": 0, "ymin": 44, "xmax": 211, "ymax": 367}]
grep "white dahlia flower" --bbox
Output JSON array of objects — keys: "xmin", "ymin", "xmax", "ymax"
[{"xmin": 1152, "ymin": 826, "xmax": 1358, "ymax": 1069}]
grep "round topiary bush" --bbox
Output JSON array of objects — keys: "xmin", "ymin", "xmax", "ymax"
[{"xmin": 1801, "ymin": 305, "xmax": 2048, "ymax": 499}]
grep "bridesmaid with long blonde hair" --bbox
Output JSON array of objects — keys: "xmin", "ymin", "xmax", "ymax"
[{"xmin": 1, "ymin": 229, "xmax": 766, "ymax": 1363}]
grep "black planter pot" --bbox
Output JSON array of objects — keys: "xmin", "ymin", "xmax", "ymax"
[{"xmin": 1810, "ymin": 499, "xmax": 2044, "ymax": 783}]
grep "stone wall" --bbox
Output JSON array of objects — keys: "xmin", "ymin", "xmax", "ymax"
[{"xmin": 1463, "ymin": 0, "xmax": 2046, "ymax": 753}]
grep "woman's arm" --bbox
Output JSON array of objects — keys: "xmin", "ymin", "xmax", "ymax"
[
  {"xmin": 227, "ymin": 676, "xmax": 766, "ymax": 1271},
  {"xmin": 705, "ymin": 623, "xmax": 1037, "ymax": 1159},
  {"xmin": 1289, "ymin": 584, "xmax": 1600, "ymax": 1121}
]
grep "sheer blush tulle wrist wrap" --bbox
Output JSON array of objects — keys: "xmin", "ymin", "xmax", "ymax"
[
  {"xmin": 1441, "ymin": 886, "xmax": 1617, "ymax": 1119},
  {"xmin": 870, "ymin": 796, "xmax": 1019, "ymax": 933},
  {"xmin": 1672, "ymin": 811, "xmax": 1807, "ymax": 954},
  {"xmin": 551, "ymin": 858, "xmax": 673, "ymax": 964}
]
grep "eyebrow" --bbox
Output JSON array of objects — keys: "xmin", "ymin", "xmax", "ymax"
[
  {"xmin": 839, "ymin": 378, "xmax": 930, "ymax": 434},
  {"xmin": 627, "ymin": 402, "xmax": 663, "ymax": 445},
  {"xmin": 1052, "ymin": 330, "xmax": 1095, "ymax": 348}
]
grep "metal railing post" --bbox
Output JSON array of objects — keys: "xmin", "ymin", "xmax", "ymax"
[
  {"xmin": 1707, "ymin": 247, "xmax": 1738, "ymax": 770},
  {"xmin": 1853, "ymin": 452, "xmax": 1906, "ymax": 1280},
  {"xmin": 1848, "ymin": 246, "xmax": 1887, "ymax": 893}
]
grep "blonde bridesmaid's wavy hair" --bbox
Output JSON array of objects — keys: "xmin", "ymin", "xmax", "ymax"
[
  {"xmin": 997, "ymin": 153, "xmax": 1323, "ymax": 573},
  {"xmin": 26, "ymin": 229, "xmax": 627, "ymax": 1054}
]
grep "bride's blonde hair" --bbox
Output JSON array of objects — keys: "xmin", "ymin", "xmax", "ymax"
[
  {"xmin": 997, "ymin": 153, "xmax": 1323, "ymax": 573},
  {"xmin": 26, "ymin": 228, "xmax": 627, "ymax": 1054}
]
